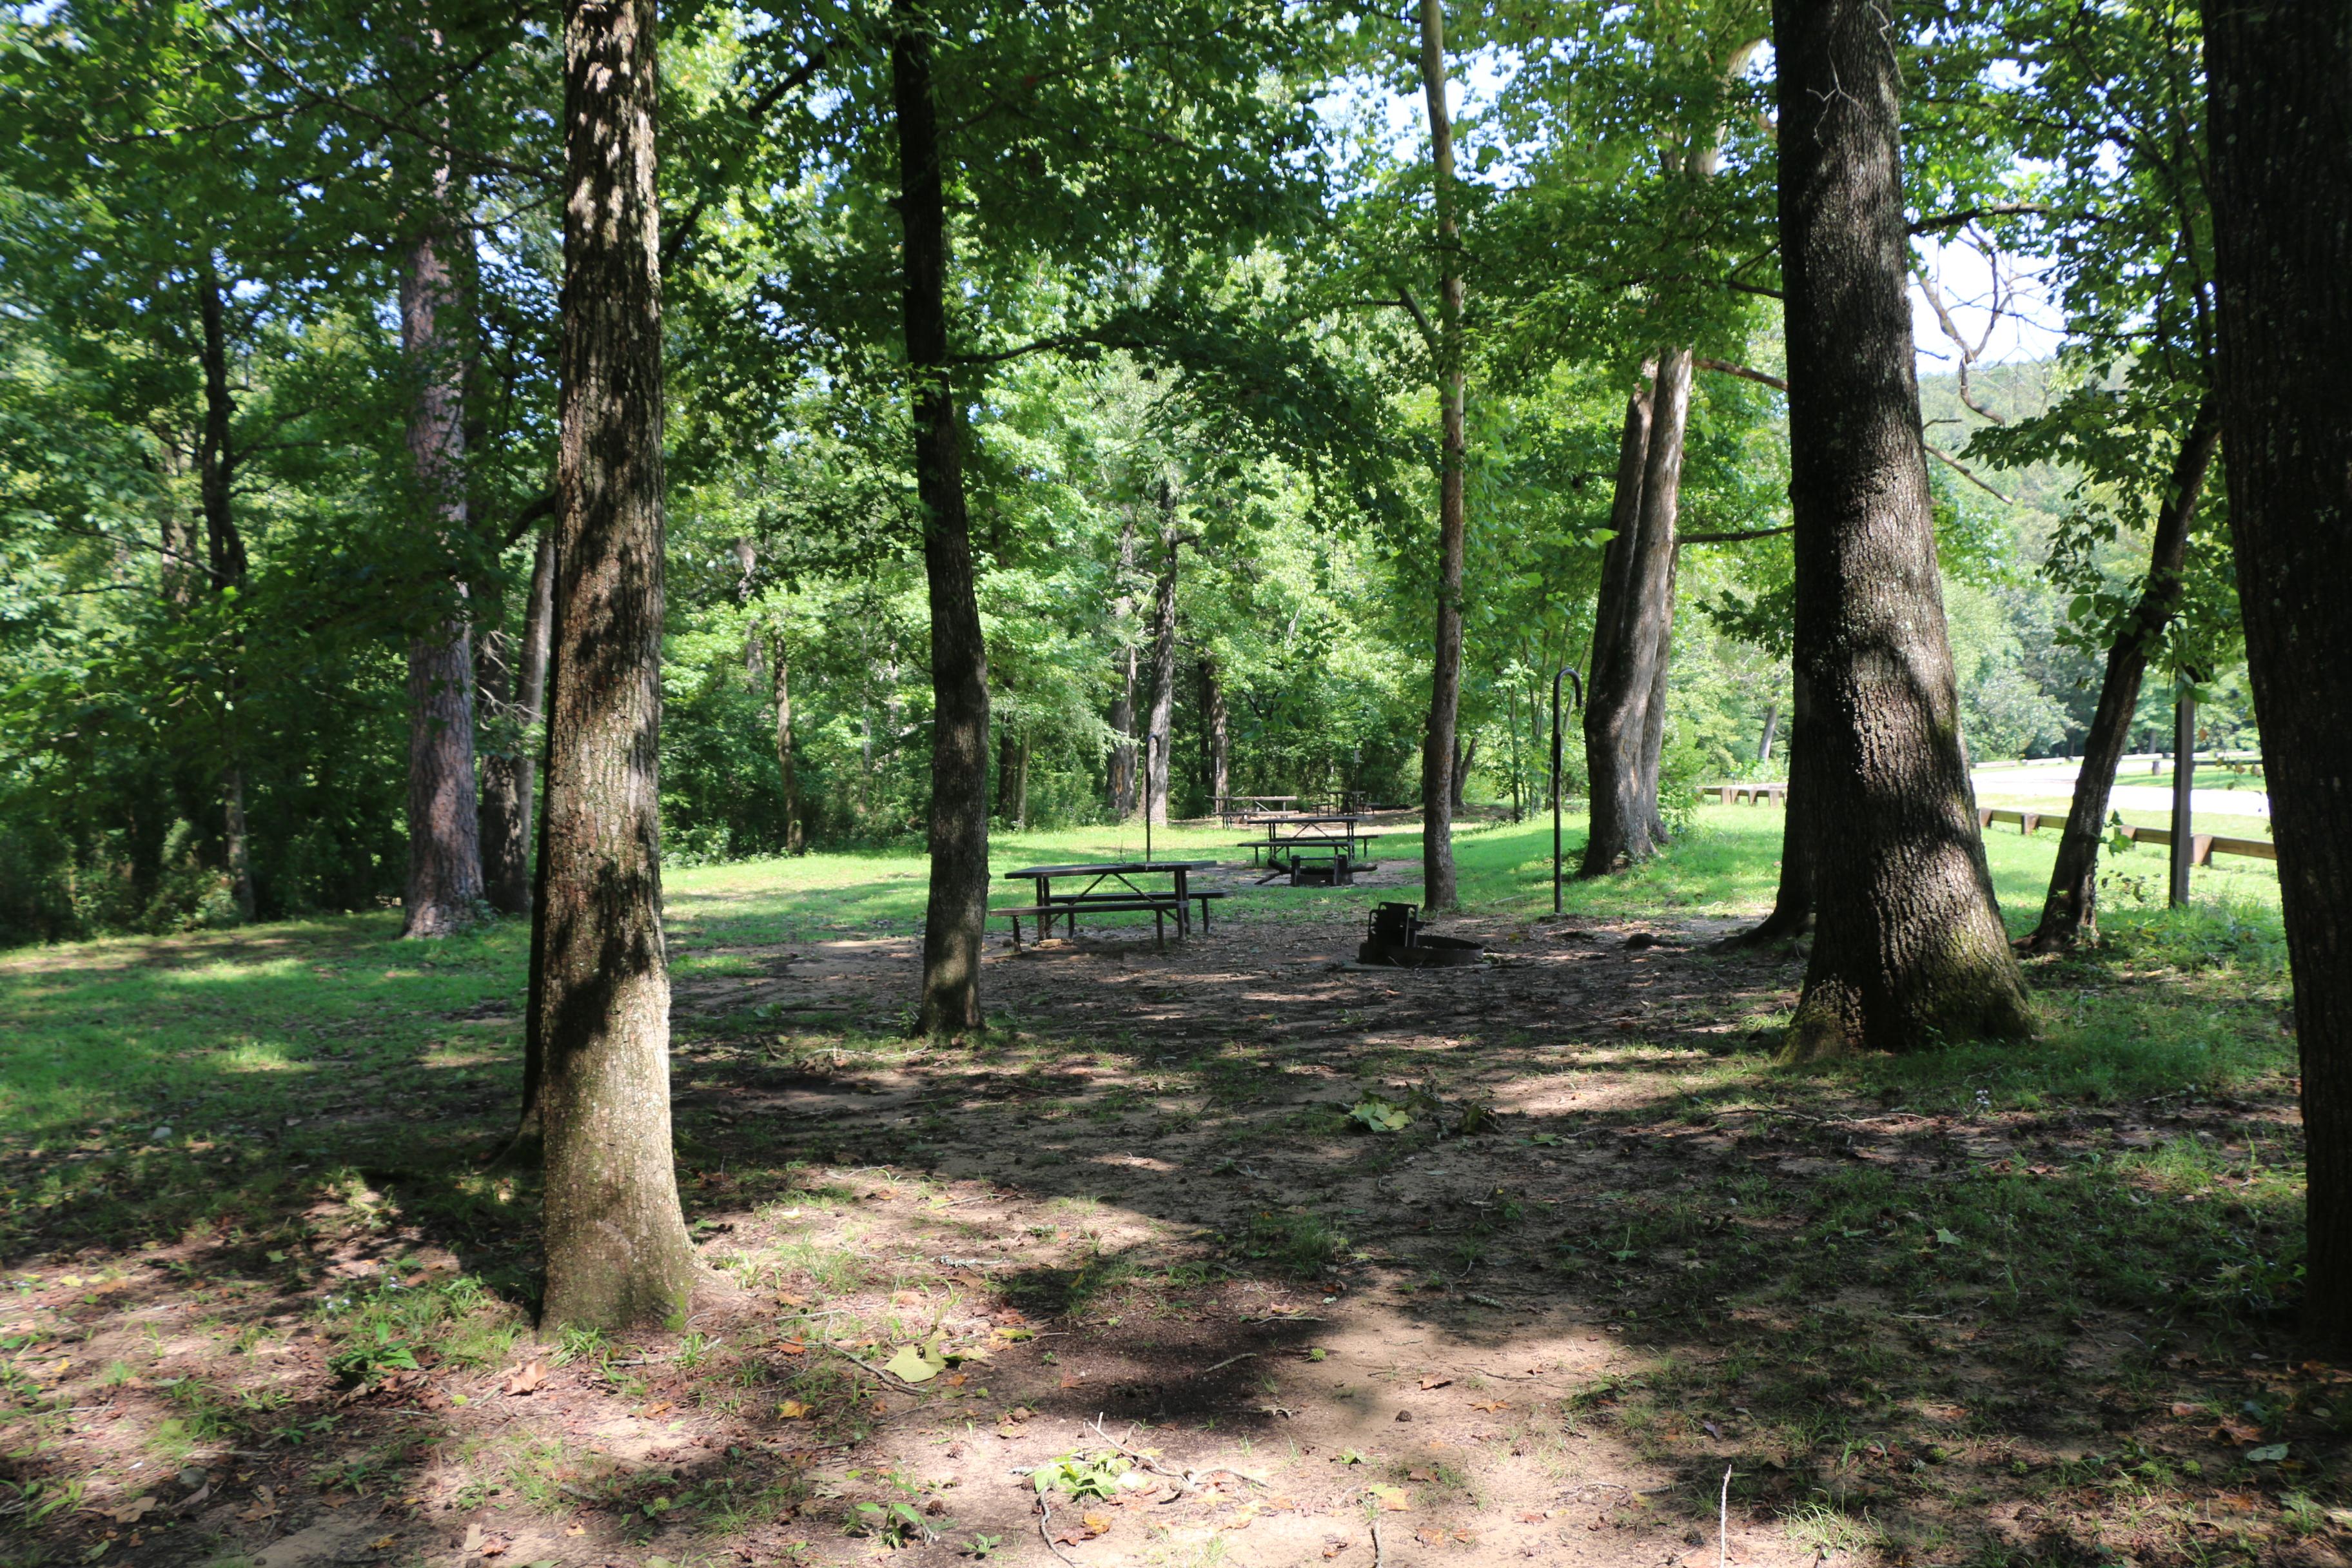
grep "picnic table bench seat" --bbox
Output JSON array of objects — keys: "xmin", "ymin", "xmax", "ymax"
[{"xmin": 992, "ymin": 890, "xmax": 1225, "ymax": 948}]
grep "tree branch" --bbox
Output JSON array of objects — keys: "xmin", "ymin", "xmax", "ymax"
[
  {"xmin": 1908, "ymin": 203, "xmax": 2048, "ymax": 235},
  {"xmin": 1694, "ymin": 358, "xmax": 1786, "ymax": 391},
  {"xmin": 1679, "ymin": 524, "xmax": 1793, "ymax": 544},
  {"xmin": 1923, "ymin": 441, "xmax": 2015, "ymax": 504}
]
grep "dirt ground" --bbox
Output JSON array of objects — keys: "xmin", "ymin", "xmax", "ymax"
[{"xmin": 12, "ymin": 890, "xmax": 2335, "ymax": 1568}]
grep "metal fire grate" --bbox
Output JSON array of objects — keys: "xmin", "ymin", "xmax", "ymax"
[{"xmin": 1357, "ymin": 902, "xmax": 1485, "ymax": 966}]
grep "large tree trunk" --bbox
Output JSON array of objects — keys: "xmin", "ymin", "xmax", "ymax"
[
  {"xmin": 1108, "ymin": 512, "xmax": 1139, "ymax": 817},
  {"xmin": 2200, "ymin": 0, "xmax": 2352, "ymax": 1349},
  {"xmin": 2028, "ymin": 396, "xmax": 2220, "ymax": 950},
  {"xmin": 531, "ymin": 0, "xmax": 695, "ymax": 1331},
  {"xmin": 771, "ymin": 609, "xmax": 803, "ymax": 854},
  {"xmin": 196, "ymin": 259, "xmax": 255, "ymax": 923},
  {"xmin": 398, "ymin": 170, "xmax": 486, "ymax": 938},
  {"xmin": 1144, "ymin": 482, "xmax": 1179, "ymax": 828},
  {"xmin": 1202, "ymin": 656, "xmax": 1230, "ymax": 810},
  {"xmin": 895, "ymin": 1, "xmax": 990, "ymax": 1036},
  {"xmin": 1773, "ymin": 0, "xmax": 2031, "ymax": 1055},
  {"xmin": 1417, "ymin": 0, "xmax": 1467, "ymax": 909},
  {"xmin": 1636, "ymin": 542, "xmax": 1680, "ymax": 843},
  {"xmin": 1727, "ymin": 668, "xmax": 1818, "ymax": 945},
  {"xmin": 481, "ymin": 529, "xmax": 554, "ymax": 914},
  {"xmin": 1581, "ymin": 350, "xmax": 1691, "ymax": 874}
]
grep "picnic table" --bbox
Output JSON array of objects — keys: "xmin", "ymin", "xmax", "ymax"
[
  {"xmin": 1240, "ymin": 814, "xmax": 1380, "ymax": 885},
  {"xmin": 992, "ymin": 861, "xmax": 1222, "ymax": 948},
  {"xmin": 1217, "ymin": 794, "xmax": 1300, "ymax": 825}
]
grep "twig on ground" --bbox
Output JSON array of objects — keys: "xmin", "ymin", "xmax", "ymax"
[
  {"xmin": 1201, "ymin": 1352, "xmax": 1257, "ymax": 1373},
  {"xmin": 1371, "ymin": 1517, "xmax": 1386, "ymax": 1568},
  {"xmin": 1720, "ymin": 1463, "xmax": 1732, "ymax": 1568},
  {"xmin": 1037, "ymin": 1497, "xmax": 1083, "ymax": 1566}
]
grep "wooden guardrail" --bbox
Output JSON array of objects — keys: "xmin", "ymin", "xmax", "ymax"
[
  {"xmin": 1975, "ymin": 807, "xmax": 2276, "ymax": 865},
  {"xmin": 1700, "ymin": 790, "xmax": 2276, "ymax": 866}
]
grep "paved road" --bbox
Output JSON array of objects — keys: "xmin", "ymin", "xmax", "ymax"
[{"xmin": 1972, "ymin": 756, "xmax": 2269, "ymax": 820}]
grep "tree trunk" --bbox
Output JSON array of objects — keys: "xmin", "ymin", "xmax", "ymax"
[
  {"xmin": 771, "ymin": 609, "xmax": 803, "ymax": 854},
  {"xmin": 1757, "ymin": 700, "xmax": 1779, "ymax": 764},
  {"xmin": 895, "ymin": 0, "xmax": 990, "ymax": 1037},
  {"xmin": 1636, "ymin": 542, "xmax": 1680, "ymax": 844},
  {"xmin": 2200, "ymin": 0, "xmax": 2352, "ymax": 1349},
  {"xmin": 482, "ymin": 529, "xmax": 554, "ymax": 914},
  {"xmin": 531, "ymin": 0, "xmax": 696, "ymax": 1330},
  {"xmin": 1581, "ymin": 350, "xmax": 1690, "ymax": 874},
  {"xmin": 196, "ymin": 259, "xmax": 255, "ymax": 923},
  {"xmin": 1451, "ymin": 734, "xmax": 1473, "ymax": 812},
  {"xmin": 1108, "ymin": 511, "xmax": 1139, "ymax": 817},
  {"xmin": 1202, "ymin": 656, "xmax": 1230, "ymax": 808},
  {"xmin": 1417, "ymin": 0, "xmax": 1467, "ymax": 910},
  {"xmin": 1773, "ymin": 0, "xmax": 2031, "ymax": 1055},
  {"xmin": 2028, "ymin": 395, "xmax": 2220, "ymax": 950},
  {"xmin": 1727, "ymin": 668, "xmax": 1818, "ymax": 945},
  {"xmin": 1144, "ymin": 482, "xmax": 1179, "ymax": 828}
]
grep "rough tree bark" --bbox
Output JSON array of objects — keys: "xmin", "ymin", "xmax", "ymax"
[
  {"xmin": 530, "ymin": 0, "xmax": 696, "ymax": 1330},
  {"xmin": 1450, "ymin": 735, "xmax": 1474, "ymax": 813},
  {"xmin": 196, "ymin": 259, "xmax": 255, "ymax": 923},
  {"xmin": 1635, "ymin": 543, "xmax": 1680, "ymax": 844},
  {"xmin": 398, "ymin": 145, "xmax": 486, "ymax": 938},
  {"xmin": 1757, "ymin": 700, "xmax": 1779, "ymax": 763},
  {"xmin": 2199, "ymin": 0, "xmax": 2352, "ymax": 1348},
  {"xmin": 2027, "ymin": 396, "xmax": 2220, "ymax": 950},
  {"xmin": 1581, "ymin": 351, "xmax": 1691, "ymax": 874},
  {"xmin": 1417, "ymin": 0, "xmax": 1467, "ymax": 909},
  {"xmin": 1773, "ymin": 0, "xmax": 2032, "ymax": 1055},
  {"xmin": 896, "ymin": 0, "xmax": 990, "ymax": 1036},
  {"xmin": 1144, "ymin": 481, "xmax": 1179, "ymax": 828},
  {"xmin": 1108, "ymin": 511, "xmax": 1139, "ymax": 817},
  {"xmin": 480, "ymin": 529, "xmax": 554, "ymax": 914}
]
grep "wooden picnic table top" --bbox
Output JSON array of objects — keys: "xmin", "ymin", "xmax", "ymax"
[{"xmin": 1001, "ymin": 860, "xmax": 1219, "ymax": 879}]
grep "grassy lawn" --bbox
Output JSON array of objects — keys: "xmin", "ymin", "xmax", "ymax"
[{"xmin": 0, "ymin": 806, "xmax": 2320, "ymax": 1568}]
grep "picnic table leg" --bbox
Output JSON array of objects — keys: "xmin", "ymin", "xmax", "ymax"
[
  {"xmin": 1174, "ymin": 867, "xmax": 1190, "ymax": 936},
  {"xmin": 1154, "ymin": 906, "xmax": 1164, "ymax": 948}
]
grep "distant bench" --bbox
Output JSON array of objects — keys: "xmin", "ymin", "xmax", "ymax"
[{"xmin": 1706, "ymin": 783, "xmax": 1787, "ymax": 806}]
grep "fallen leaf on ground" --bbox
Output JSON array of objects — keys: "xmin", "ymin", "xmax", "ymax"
[
  {"xmin": 1470, "ymin": 1400, "xmax": 1509, "ymax": 1413},
  {"xmin": 776, "ymin": 1339, "xmax": 806, "ymax": 1357},
  {"xmin": 1416, "ymin": 1527, "xmax": 1447, "ymax": 1546},
  {"xmin": 107, "ymin": 1497, "xmax": 156, "ymax": 1524},
  {"xmin": 1418, "ymin": 1377, "xmax": 1451, "ymax": 1391},
  {"xmin": 1367, "ymin": 1485, "xmax": 1410, "ymax": 1512},
  {"xmin": 779, "ymin": 1399, "xmax": 811, "ymax": 1418},
  {"xmin": 504, "ymin": 1362, "xmax": 547, "ymax": 1395},
  {"xmin": 1407, "ymin": 1469, "xmax": 1435, "ymax": 1483},
  {"xmin": 883, "ymin": 1341, "xmax": 945, "ymax": 1384}
]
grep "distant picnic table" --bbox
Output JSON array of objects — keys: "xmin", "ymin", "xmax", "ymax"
[
  {"xmin": 1216, "ymin": 794, "xmax": 1300, "ymax": 825},
  {"xmin": 992, "ymin": 860, "xmax": 1222, "ymax": 948},
  {"xmin": 1239, "ymin": 813, "xmax": 1380, "ymax": 885}
]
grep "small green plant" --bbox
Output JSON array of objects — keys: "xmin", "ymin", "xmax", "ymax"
[
  {"xmin": 1030, "ymin": 1451, "xmax": 1132, "ymax": 1502},
  {"xmin": 1349, "ymin": 1097, "xmax": 1411, "ymax": 1133},
  {"xmin": 964, "ymin": 1531, "xmax": 1006, "ymax": 1558},
  {"xmin": 326, "ymin": 1325, "xmax": 420, "ymax": 1385},
  {"xmin": 851, "ymin": 1499, "xmax": 934, "ymax": 1546}
]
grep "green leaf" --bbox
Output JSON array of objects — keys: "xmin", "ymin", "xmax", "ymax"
[
  {"xmin": 884, "ymin": 1341, "xmax": 944, "ymax": 1383},
  {"xmin": 1349, "ymin": 1097, "xmax": 1411, "ymax": 1133},
  {"xmin": 1934, "ymin": 1228, "xmax": 1963, "ymax": 1247},
  {"xmin": 2247, "ymin": 1443, "xmax": 2289, "ymax": 1462}
]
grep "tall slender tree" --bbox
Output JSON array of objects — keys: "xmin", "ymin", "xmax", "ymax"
[
  {"xmin": 398, "ymin": 184, "xmax": 487, "ymax": 937},
  {"xmin": 1416, "ymin": 0, "xmax": 1467, "ymax": 908},
  {"xmin": 1772, "ymin": 0, "xmax": 2032, "ymax": 1055},
  {"xmin": 531, "ymin": 0, "xmax": 695, "ymax": 1329},
  {"xmin": 2199, "ymin": 0, "xmax": 2352, "ymax": 1348},
  {"xmin": 893, "ymin": 0, "xmax": 991, "ymax": 1036}
]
